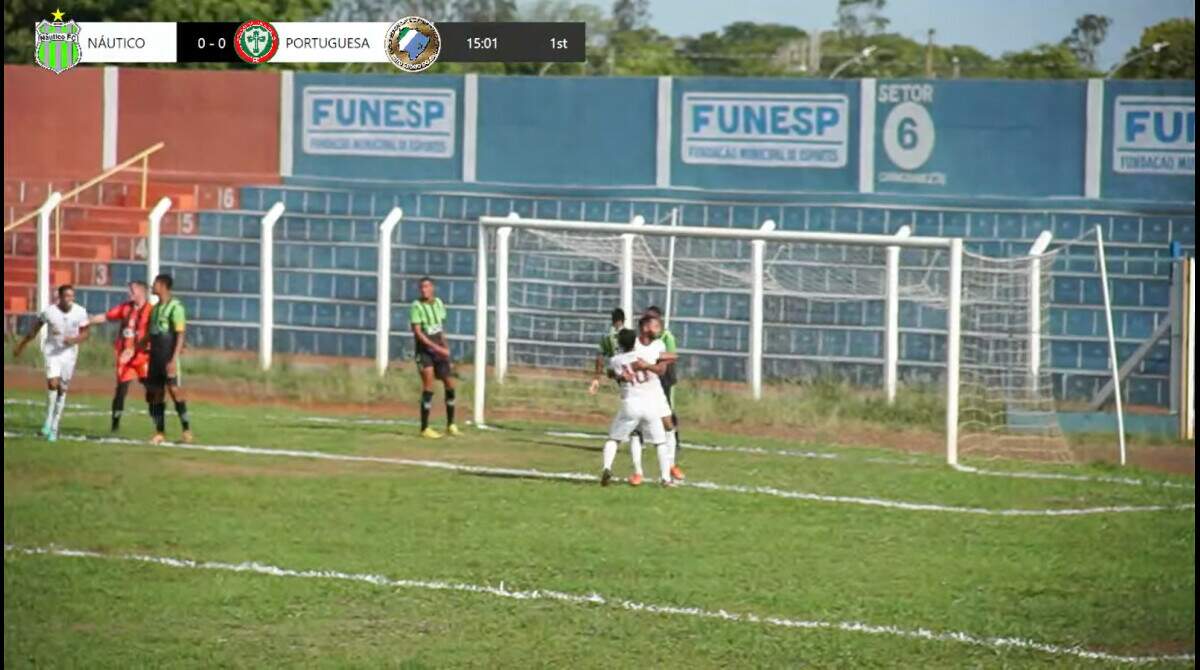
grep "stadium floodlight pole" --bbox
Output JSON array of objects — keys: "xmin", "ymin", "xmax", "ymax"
[
  {"xmin": 472, "ymin": 215, "xmax": 497, "ymax": 427},
  {"xmin": 828, "ymin": 45, "xmax": 877, "ymax": 79},
  {"xmin": 375, "ymin": 207, "xmax": 403, "ymax": 377},
  {"xmin": 945, "ymin": 238, "xmax": 963, "ymax": 466},
  {"xmin": 749, "ymin": 219, "xmax": 776, "ymax": 400},
  {"xmin": 494, "ymin": 215, "xmax": 517, "ymax": 383},
  {"xmin": 664, "ymin": 208, "xmax": 679, "ymax": 330},
  {"xmin": 147, "ymin": 196, "xmax": 173, "ymax": 293},
  {"xmin": 1105, "ymin": 41, "xmax": 1168, "ymax": 78},
  {"xmin": 1026, "ymin": 231, "xmax": 1053, "ymax": 394},
  {"xmin": 1094, "ymin": 225, "xmax": 1128, "ymax": 465},
  {"xmin": 621, "ymin": 215, "xmax": 645, "ymax": 319},
  {"xmin": 259, "ymin": 201, "xmax": 285, "ymax": 372},
  {"xmin": 884, "ymin": 225, "xmax": 912, "ymax": 405}
]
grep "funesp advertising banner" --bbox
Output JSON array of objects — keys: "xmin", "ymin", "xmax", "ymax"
[
  {"xmin": 302, "ymin": 86, "xmax": 456, "ymax": 158},
  {"xmin": 680, "ymin": 92, "xmax": 849, "ymax": 168},
  {"xmin": 1102, "ymin": 80, "xmax": 1195, "ymax": 201}
]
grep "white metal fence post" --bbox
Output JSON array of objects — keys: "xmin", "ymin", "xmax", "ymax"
[
  {"xmin": 945, "ymin": 238, "xmax": 963, "ymax": 466},
  {"xmin": 1026, "ymin": 231, "xmax": 1053, "ymax": 395},
  {"xmin": 473, "ymin": 221, "xmax": 489, "ymax": 426},
  {"xmin": 259, "ymin": 202, "xmax": 285, "ymax": 372},
  {"xmin": 884, "ymin": 225, "xmax": 912, "ymax": 404},
  {"xmin": 621, "ymin": 216, "xmax": 644, "ymax": 320},
  {"xmin": 495, "ymin": 215, "xmax": 516, "ymax": 383},
  {"xmin": 375, "ymin": 207, "xmax": 403, "ymax": 377},
  {"xmin": 36, "ymin": 193, "xmax": 62, "ymax": 323},
  {"xmin": 147, "ymin": 196, "xmax": 172, "ymax": 288},
  {"xmin": 664, "ymin": 208, "xmax": 678, "ymax": 329},
  {"xmin": 749, "ymin": 220, "xmax": 775, "ymax": 400},
  {"xmin": 1095, "ymin": 225, "xmax": 1127, "ymax": 465}
]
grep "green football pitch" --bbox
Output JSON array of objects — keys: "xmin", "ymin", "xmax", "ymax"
[{"xmin": 3, "ymin": 386, "xmax": 1195, "ymax": 668}]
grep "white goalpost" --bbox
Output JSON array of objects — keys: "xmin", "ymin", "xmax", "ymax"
[{"xmin": 471, "ymin": 215, "xmax": 1121, "ymax": 465}]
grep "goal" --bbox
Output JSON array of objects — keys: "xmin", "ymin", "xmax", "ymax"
[{"xmin": 471, "ymin": 214, "xmax": 1121, "ymax": 465}]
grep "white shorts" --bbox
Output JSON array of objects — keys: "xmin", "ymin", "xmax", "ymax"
[
  {"xmin": 44, "ymin": 352, "xmax": 78, "ymax": 385},
  {"xmin": 608, "ymin": 401, "xmax": 667, "ymax": 445}
]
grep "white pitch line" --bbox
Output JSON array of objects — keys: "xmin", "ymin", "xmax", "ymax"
[
  {"xmin": 4, "ymin": 543, "xmax": 1193, "ymax": 666},
  {"xmin": 4, "ymin": 430, "xmax": 1193, "ymax": 517},
  {"xmin": 5, "ymin": 397, "xmax": 1194, "ymax": 490}
]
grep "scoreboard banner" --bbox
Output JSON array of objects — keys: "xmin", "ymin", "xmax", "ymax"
[{"xmin": 42, "ymin": 20, "xmax": 585, "ymax": 66}]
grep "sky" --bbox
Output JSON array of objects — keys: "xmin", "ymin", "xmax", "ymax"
[{"xmin": 649, "ymin": 0, "xmax": 1195, "ymax": 69}]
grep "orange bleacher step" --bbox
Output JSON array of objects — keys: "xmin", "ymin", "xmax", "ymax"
[
  {"xmin": 122, "ymin": 183, "xmax": 197, "ymax": 211},
  {"xmin": 5, "ymin": 295, "xmax": 30, "ymax": 314},
  {"xmin": 4, "ymin": 267, "xmax": 73, "ymax": 286}
]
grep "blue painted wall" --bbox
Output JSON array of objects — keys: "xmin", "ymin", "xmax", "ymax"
[
  {"xmin": 872, "ymin": 80, "xmax": 1087, "ymax": 198},
  {"xmin": 475, "ymin": 76, "xmax": 659, "ymax": 186}
]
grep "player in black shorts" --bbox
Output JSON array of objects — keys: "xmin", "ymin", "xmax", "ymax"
[
  {"xmin": 141, "ymin": 273, "xmax": 191, "ymax": 444},
  {"xmin": 410, "ymin": 276, "xmax": 458, "ymax": 438}
]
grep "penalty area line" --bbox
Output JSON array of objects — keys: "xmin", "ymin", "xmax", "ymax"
[
  {"xmin": 3, "ymin": 543, "xmax": 1193, "ymax": 666},
  {"xmin": 3, "ymin": 430, "xmax": 1193, "ymax": 517}
]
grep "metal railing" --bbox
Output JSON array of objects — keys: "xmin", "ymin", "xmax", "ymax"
[{"xmin": 3, "ymin": 142, "xmax": 165, "ymax": 257}]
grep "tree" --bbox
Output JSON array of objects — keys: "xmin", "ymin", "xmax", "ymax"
[
  {"xmin": 611, "ymin": 0, "xmax": 650, "ymax": 33},
  {"xmin": 835, "ymin": 0, "xmax": 889, "ymax": 39},
  {"xmin": 1062, "ymin": 13, "xmax": 1111, "ymax": 70},
  {"xmin": 998, "ymin": 43, "xmax": 1092, "ymax": 79},
  {"xmin": 1116, "ymin": 17, "xmax": 1194, "ymax": 79},
  {"xmin": 682, "ymin": 22, "xmax": 807, "ymax": 76}
]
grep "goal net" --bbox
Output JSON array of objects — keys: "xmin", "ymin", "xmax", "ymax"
[{"xmin": 475, "ymin": 216, "xmax": 1117, "ymax": 465}]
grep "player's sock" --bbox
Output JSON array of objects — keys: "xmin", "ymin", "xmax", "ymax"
[
  {"xmin": 444, "ymin": 388, "xmax": 456, "ymax": 426},
  {"xmin": 666, "ymin": 430, "xmax": 678, "ymax": 467},
  {"xmin": 671, "ymin": 415, "xmax": 681, "ymax": 464},
  {"xmin": 602, "ymin": 440, "xmax": 618, "ymax": 470},
  {"xmin": 629, "ymin": 434, "xmax": 644, "ymax": 476},
  {"xmin": 111, "ymin": 381, "xmax": 130, "ymax": 431},
  {"xmin": 656, "ymin": 442, "xmax": 672, "ymax": 482},
  {"xmin": 174, "ymin": 401, "xmax": 190, "ymax": 431},
  {"xmin": 152, "ymin": 402, "xmax": 166, "ymax": 433},
  {"xmin": 44, "ymin": 390, "xmax": 57, "ymax": 430},
  {"xmin": 51, "ymin": 390, "xmax": 68, "ymax": 432},
  {"xmin": 420, "ymin": 391, "xmax": 433, "ymax": 430}
]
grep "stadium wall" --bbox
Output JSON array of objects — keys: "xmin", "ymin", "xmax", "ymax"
[{"xmin": 3, "ymin": 65, "xmax": 104, "ymax": 178}]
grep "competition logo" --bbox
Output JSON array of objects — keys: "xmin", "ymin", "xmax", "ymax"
[
  {"xmin": 34, "ymin": 9, "xmax": 81, "ymax": 74},
  {"xmin": 386, "ymin": 16, "xmax": 440, "ymax": 72},
  {"xmin": 234, "ymin": 20, "xmax": 279, "ymax": 64}
]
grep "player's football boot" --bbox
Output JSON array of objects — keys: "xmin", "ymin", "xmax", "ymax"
[
  {"xmin": 180, "ymin": 430, "xmax": 194, "ymax": 444},
  {"xmin": 601, "ymin": 468, "xmax": 613, "ymax": 486},
  {"xmin": 39, "ymin": 421, "xmax": 51, "ymax": 437},
  {"xmin": 150, "ymin": 432, "xmax": 166, "ymax": 445},
  {"xmin": 446, "ymin": 424, "xmax": 462, "ymax": 437},
  {"xmin": 660, "ymin": 478, "xmax": 676, "ymax": 488},
  {"xmin": 46, "ymin": 429, "xmax": 58, "ymax": 443},
  {"xmin": 670, "ymin": 465, "xmax": 686, "ymax": 481},
  {"xmin": 420, "ymin": 427, "xmax": 443, "ymax": 439},
  {"xmin": 628, "ymin": 473, "xmax": 644, "ymax": 487}
]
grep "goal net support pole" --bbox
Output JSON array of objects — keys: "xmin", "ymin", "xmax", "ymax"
[
  {"xmin": 620, "ymin": 216, "xmax": 644, "ymax": 320},
  {"xmin": 375, "ymin": 207, "xmax": 403, "ymax": 377},
  {"xmin": 884, "ymin": 225, "xmax": 912, "ymax": 405},
  {"xmin": 258, "ymin": 201, "xmax": 285, "ymax": 373},
  {"xmin": 1094, "ymin": 225, "xmax": 1128, "ymax": 466},
  {"xmin": 1026, "ymin": 231, "xmax": 1053, "ymax": 395},
  {"xmin": 749, "ymin": 220, "xmax": 776, "ymax": 400},
  {"xmin": 945, "ymin": 238, "xmax": 963, "ymax": 466}
]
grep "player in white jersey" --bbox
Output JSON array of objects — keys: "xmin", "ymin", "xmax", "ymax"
[
  {"xmin": 13, "ymin": 284, "xmax": 91, "ymax": 442},
  {"xmin": 600, "ymin": 316, "xmax": 678, "ymax": 487}
]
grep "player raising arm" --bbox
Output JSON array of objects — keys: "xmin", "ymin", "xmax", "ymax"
[
  {"xmin": 13, "ymin": 284, "xmax": 90, "ymax": 442},
  {"xmin": 411, "ymin": 276, "xmax": 459, "ymax": 439},
  {"xmin": 88, "ymin": 280, "xmax": 153, "ymax": 432},
  {"xmin": 589, "ymin": 308, "xmax": 624, "ymax": 395}
]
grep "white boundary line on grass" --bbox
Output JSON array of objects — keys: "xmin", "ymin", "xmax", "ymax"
[
  {"xmin": 4, "ymin": 543, "xmax": 1193, "ymax": 666},
  {"xmin": 5, "ymin": 398, "xmax": 1194, "ymax": 490},
  {"xmin": 4, "ymin": 430, "xmax": 1193, "ymax": 517}
]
